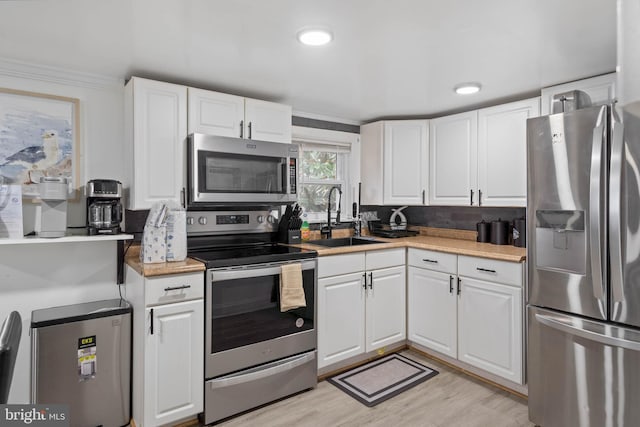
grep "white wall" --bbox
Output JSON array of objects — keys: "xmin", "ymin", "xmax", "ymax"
[
  {"xmin": 1, "ymin": 241, "xmax": 122, "ymax": 403},
  {"xmin": 0, "ymin": 58, "xmax": 126, "ymax": 230},
  {"xmin": 0, "ymin": 59, "xmax": 127, "ymax": 403}
]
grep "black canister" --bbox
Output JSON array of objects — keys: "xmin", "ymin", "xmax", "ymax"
[
  {"xmin": 476, "ymin": 220, "xmax": 491, "ymax": 243},
  {"xmin": 512, "ymin": 217, "xmax": 526, "ymax": 247},
  {"xmin": 490, "ymin": 218, "xmax": 509, "ymax": 245}
]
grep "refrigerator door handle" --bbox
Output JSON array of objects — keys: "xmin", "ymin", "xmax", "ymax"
[
  {"xmin": 535, "ymin": 312, "xmax": 640, "ymax": 352},
  {"xmin": 589, "ymin": 106, "xmax": 607, "ymax": 302},
  {"xmin": 610, "ymin": 112, "xmax": 625, "ymax": 304}
]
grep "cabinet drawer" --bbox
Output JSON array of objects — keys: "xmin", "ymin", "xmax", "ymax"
[
  {"xmin": 145, "ymin": 272, "xmax": 204, "ymax": 306},
  {"xmin": 407, "ymin": 248, "xmax": 457, "ymax": 274},
  {"xmin": 318, "ymin": 253, "xmax": 366, "ymax": 278},
  {"xmin": 366, "ymin": 248, "xmax": 405, "ymax": 270},
  {"xmin": 458, "ymin": 255, "xmax": 522, "ymax": 287}
]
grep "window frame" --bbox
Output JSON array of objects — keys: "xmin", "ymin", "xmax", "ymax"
[{"xmin": 292, "ymin": 125, "xmax": 360, "ymax": 224}]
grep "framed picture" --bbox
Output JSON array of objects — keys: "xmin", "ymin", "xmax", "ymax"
[{"xmin": 0, "ymin": 88, "xmax": 80, "ymax": 200}]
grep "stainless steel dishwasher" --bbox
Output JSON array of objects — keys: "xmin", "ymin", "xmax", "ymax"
[{"xmin": 31, "ymin": 299, "xmax": 131, "ymax": 427}]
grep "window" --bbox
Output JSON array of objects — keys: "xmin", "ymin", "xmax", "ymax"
[{"xmin": 292, "ymin": 126, "xmax": 360, "ymax": 223}]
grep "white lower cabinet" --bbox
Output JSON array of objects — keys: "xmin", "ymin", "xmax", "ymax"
[
  {"xmin": 457, "ymin": 277, "xmax": 522, "ymax": 383},
  {"xmin": 407, "ymin": 249, "xmax": 524, "ymax": 385},
  {"xmin": 318, "ymin": 249, "xmax": 406, "ymax": 369},
  {"xmin": 126, "ymin": 267, "xmax": 204, "ymax": 427},
  {"xmin": 408, "ymin": 267, "xmax": 457, "ymax": 358}
]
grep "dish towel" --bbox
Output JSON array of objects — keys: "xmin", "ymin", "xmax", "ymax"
[{"xmin": 280, "ymin": 263, "xmax": 306, "ymax": 312}]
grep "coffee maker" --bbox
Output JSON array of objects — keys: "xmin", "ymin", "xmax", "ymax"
[{"xmin": 86, "ymin": 179, "xmax": 123, "ymax": 235}]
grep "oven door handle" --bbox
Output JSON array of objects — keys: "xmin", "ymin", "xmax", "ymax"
[
  {"xmin": 211, "ymin": 260, "xmax": 316, "ymax": 281},
  {"xmin": 207, "ymin": 351, "xmax": 316, "ymax": 389}
]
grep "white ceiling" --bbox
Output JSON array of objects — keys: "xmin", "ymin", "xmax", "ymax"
[{"xmin": 0, "ymin": 0, "xmax": 617, "ymax": 123}]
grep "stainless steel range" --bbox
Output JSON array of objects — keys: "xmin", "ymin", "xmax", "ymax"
[{"xmin": 187, "ymin": 209, "xmax": 318, "ymax": 425}]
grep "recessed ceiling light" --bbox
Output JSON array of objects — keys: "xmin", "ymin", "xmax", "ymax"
[
  {"xmin": 297, "ymin": 27, "xmax": 333, "ymax": 46},
  {"xmin": 454, "ymin": 83, "xmax": 482, "ymax": 95}
]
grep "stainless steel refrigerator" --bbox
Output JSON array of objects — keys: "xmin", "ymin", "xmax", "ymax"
[{"xmin": 527, "ymin": 94, "xmax": 640, "ymax": 426}]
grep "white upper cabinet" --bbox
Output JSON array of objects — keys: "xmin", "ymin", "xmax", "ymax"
[
  {"xmin": 187, "ymin": 88, "xmax": 244, "ymax": 138},
  {"xmin": 125, "ymin": 77, "xmax": 187, "ymax": 210},
  {"xmin": 429, "ymin": 111, "xmax": 478, "ymax": 206},
  {"xmin": 541, "ymin": 73, "xmax": 616, "ymax": 115},
  {"xmin": 477, "ymin": 97, "xmax": 540, "ymax": 207},
  {"xmin": 360, "ymin": 120, "xmax": 428, "ymax": 205},
  {"xmin": 188, "ymin": 88, "xmax": 292, "ymax": 143},
  {"xmin": 428, "ymin": 98, "xmax": 539, "ymax": 207},
  {"xmin": 244, "ymin": 98, "xmax": 292, "ymax": 143}
]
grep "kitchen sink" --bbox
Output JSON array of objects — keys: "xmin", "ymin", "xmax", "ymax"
[{"xmin": 307, "ymin": 237, "xmax": 383, "ymax": 247}]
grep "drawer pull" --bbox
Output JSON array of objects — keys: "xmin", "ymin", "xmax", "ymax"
[
  {"xmin": 476, "ymin": 267, "xmax": 497, "ymax": 274},
  {"xmin": 164, "ymin": 285, "xmax": 191, "ymax": 292},
  {"xmin": 422, "ymin": 258, "xmax": 438, "ymax": 264}
]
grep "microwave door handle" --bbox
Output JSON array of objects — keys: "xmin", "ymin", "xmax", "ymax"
[{"xmin": 282, "ymin": 161, "xmax": 288, "ymax": 195}]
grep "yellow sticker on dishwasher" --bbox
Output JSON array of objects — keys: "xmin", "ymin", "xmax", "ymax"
[{"xmin": 78, "ymin": 335, "xmax": 96, "ymax": 381}]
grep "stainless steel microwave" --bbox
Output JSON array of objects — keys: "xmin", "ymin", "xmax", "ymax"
[{"xmin": 187, "ymin": 133, "xmax": 298, "ymax": 206}]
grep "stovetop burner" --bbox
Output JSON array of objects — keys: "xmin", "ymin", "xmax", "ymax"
[{"xmin": 188, "ymin": 243, "xmax": 317, "ymax": 269}]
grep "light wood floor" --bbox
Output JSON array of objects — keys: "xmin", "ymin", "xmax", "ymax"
[{"xmin": 215, "ymin": 349, "xmax": 534, "ymax": 427}]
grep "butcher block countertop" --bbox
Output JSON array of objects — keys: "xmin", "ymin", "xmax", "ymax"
[
  {"xmin": 125, "ymin": 245, "xmax": 206, "ymax": 277},
  {"xmin": 124, "ymin": 227, "xmax": 526, "ymax": 277},
  {"xmin": 295, "ymin": 227, "xmax": 527, "ymax": 263}
]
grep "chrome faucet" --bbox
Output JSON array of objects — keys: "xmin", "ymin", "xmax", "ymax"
[{"xmin": 321, "ymin": 185, "xmax": 342, "ymax": 239}]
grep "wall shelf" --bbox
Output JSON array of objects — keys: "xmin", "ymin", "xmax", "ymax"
[{"xmin": 0, "ymin": 232, "xmax": 134, "ymax": 246}]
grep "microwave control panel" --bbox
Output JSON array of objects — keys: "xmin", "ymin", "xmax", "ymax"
[{"xmin": 289, "ymin": 158, "xmax": 297, "ymax": 194}]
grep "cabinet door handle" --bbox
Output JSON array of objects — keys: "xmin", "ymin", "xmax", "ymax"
[
  {"xmin": 478, "ymin": 189, "xmax": 482, "ymax": 206},
  {"xmin": 457, "ymin": 277, "xmax": 461, "ymax": 295},
  {"xmin": 150, "ymin": 308, "xmax": 154, "ymax": 335},
  {"xmin": 180, "ymin": 187, "xmax": 186, "ymax": 209},
  {"xmin": 368, "ymin": 272, "xmax": 373, "ymax": 289},
  {"xmin": 248, "ymin": 122, "xmax": 253, "ymax": 139},
  {"xmin": 422, "ymin": 189, "xmax": 426, "ymax": 204},
  {"xmin": 476, "ymin": 267, "xmax": 497, "ymax": 274},
  {"xmin": 449, "ymin": 275, "xmax": 453, "ymax": 294},
  {"xmin": 164, "ymin": 284, "xmax": 191, "ymax": 292},
  {"xmin": 422, "ymin": 258, "xmax": 438, "ymax": 264},
  {"xmin": 362, "ymin": 273, "xmax": 367, "ymax": 289},
  {"xmin": 470, "ymin": 189, "xmax": 474, "ymax": 206},
  {"xmin": 240, "ymin": 120, "xmax": 244, "ymax": 138}
]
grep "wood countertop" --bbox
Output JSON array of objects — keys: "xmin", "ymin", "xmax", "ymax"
[
  {"xmin": 125, "ymin": 245, "xmax": 206, "ymax": 277},
  {"xmin": 295, "ymin": 228, "xmax": 526, "ymax": 263},
  {"xmin": 124, "ymin": 226, "xmax": 526, "ymax": 278}
]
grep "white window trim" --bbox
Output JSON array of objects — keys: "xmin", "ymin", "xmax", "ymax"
[{"xmin": 292, "ymin": 125, "xmax": 360, "ymax": 224}]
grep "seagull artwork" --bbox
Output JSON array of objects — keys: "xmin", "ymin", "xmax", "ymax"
[{"xmin": 1, "ymin": 130, "xmax": 60, "ymax": 183}]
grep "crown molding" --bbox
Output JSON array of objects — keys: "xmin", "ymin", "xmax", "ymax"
[{"xmin": 0, "ymin": 57, "xmax": 123, "ymax": 90}]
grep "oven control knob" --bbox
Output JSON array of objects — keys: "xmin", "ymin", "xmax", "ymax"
[
  {"xmin": 267, "ymin": 215, "xmax": 276, "ymax": 224},
  {"xmin": 198, "ymin": 216, "xmax": 207, "ymax": 225},
  {"xmin": 257, "ymin": 215, "xmax": 265, "ymax": 224},
  {"xmin": 186, "ymin": 217, "xmax": 194, "ymax": 225}
]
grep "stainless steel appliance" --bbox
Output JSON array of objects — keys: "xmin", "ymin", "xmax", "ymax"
[
  {"xmin": 187, "ymin": 209, "xmax": 318, "ymax": 425},
  {"xmin": 31, "ymin": 299, "xmax": 131, "ymax": 427},
  {"xmin": 187, "ymin": 133, "xmax": 298, "ymax": 207},
  {"xmin": 86, "ymin": 179, "xmax": 123, "ymax": 235},
  {"xmin": 527, "ymin": 95, "xmax": 640, "ymax": 426}
]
